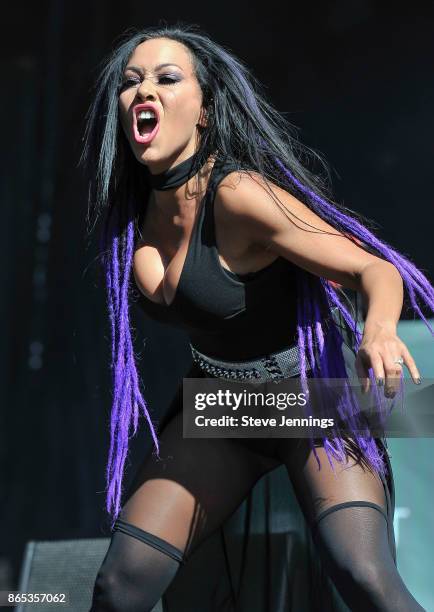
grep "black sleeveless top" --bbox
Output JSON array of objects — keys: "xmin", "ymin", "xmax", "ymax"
[{"xmin": 134, "ymin": 156, "xmax": 299, "ymax": 361}]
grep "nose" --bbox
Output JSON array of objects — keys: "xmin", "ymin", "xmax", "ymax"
[{"xmin": 136, "ymin": 78, "xmax": 157, "ymax": 101}]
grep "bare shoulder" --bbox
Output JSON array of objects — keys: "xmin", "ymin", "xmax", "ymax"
[
  {"xmin": 216, "ymin": 169, "xmax": 283, "ymax": 209},
  {"xmin": 214, "ymin": 168, "xmax": 321, "ymax": 239},
  {"xmin": 216, "ymin": 170, "xmax": 281, "ymax": 218},
  {"xmin": 212, "ymin": 167, "xmax": 382, "ymax": 287}
]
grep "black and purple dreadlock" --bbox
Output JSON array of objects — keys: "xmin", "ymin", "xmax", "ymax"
[{"xmin": 80, "ymin": 23, "xmax": 434, "ymax": 523}]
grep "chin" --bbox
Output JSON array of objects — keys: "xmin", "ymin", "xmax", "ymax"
[
  {"xmin": 133, "ymin": 139, "xmax": 194, "ymax": 171},
  {"xmin": 134, "ymin": 146, "xmax": 160, "ymax": 166}
]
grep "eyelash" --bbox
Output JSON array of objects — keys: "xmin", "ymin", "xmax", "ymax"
[{"xmin": 120, "ymin": 75, "xmax": 179, "ymax": 90}]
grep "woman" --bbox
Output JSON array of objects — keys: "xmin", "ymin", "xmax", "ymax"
[{"xmin": 82, "ymin": 23, "xmax": 432, "ymax": 611}]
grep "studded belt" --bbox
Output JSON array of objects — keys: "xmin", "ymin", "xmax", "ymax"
[{"xmin": 190, "ymin": 343, "xmax": 311, "ymax": 383}]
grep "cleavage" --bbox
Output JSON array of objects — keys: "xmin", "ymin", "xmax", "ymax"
[{"xmin": 134, "ymin": 200, "xmax": 203, "ymax": 307}]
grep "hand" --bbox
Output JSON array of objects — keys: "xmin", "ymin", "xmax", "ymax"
[{"xmin": 355, "ymin": 324, "xmax": 421, "ymax": 397}]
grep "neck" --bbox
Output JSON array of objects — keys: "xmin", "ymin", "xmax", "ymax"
[
  {"xmin": 144, "ymin": 150, "xmax": 203, "ymax": 189},
  {"xmin": 146, "ymin": 152, "xmax": 217, "ymax": 216}
]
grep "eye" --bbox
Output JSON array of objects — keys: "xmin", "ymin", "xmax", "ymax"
[
  {"xmin": 158, "ymin": 75, "xmax": 179, "ymax": 85},
  {"xmin": 119, "ymin": 77, "xmax": 140, "ymax": 92}
]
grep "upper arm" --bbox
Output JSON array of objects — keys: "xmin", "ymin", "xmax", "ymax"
[{"xmin": 215, "ymin": 171, "xmax": 381, "ymax": 291}]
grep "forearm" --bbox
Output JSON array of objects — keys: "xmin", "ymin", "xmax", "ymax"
[{"xmin": 358, "ymin": 261, "xmax": 404, "ymax": 335}]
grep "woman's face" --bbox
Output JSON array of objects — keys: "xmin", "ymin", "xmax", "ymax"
[{"xmin": 118, "ymin": 37, "xmax": 206, "ymax": 173}]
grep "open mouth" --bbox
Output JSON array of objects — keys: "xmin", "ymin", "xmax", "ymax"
[
  {"xmin": 137, "ymin": 110, "xmax": 158, "ymax": 135},
  {"xmin": 133, "ymin": 107, "xmax": 160, "ymax": 144}
]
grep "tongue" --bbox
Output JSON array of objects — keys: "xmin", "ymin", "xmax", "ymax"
[{"xmin": 140, "ymin": 120, "xmax": 157, "ymax": 135}]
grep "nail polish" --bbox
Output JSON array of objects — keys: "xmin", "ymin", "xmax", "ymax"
[{"xmin": 376, "ymin": 378, "xmax": 384, "ymax": 387}]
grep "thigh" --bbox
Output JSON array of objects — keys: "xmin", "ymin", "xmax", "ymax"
[
  {"xmin": 277, "ymin": 439, "xmax": 424, "ymax": 612},
  {"xmin": 276, "ymin": 436, "xmax": 388, "ymax": 525},
  {"xmin": 120, "ymin": 405, "xmax": 280, "ymax": 559}
]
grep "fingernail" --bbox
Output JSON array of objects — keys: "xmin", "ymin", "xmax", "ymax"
[
  {"xmin": 376, "ymin": 378, "xmax": 384, "ymax": 387},
  {"xmin": 416, "ymin": 377, "xmax": 422, "ymax": 385}
]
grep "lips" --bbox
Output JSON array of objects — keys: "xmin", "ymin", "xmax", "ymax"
[{"xmin": 132, "ymin": 102, "xmax": 161, "ymax": 145}]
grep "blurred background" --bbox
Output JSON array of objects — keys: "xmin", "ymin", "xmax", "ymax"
[{"xmin": 1, "ymin": 0, "xmax": 433, "ymax": 608}]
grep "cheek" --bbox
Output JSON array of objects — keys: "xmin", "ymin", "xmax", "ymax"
[{"xmin": 163, "ymin": 87, "xmax": 202, "ymax": 123}]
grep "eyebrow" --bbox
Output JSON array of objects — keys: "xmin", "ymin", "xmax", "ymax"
[{"xmin": 124, "ymin": 63, "xmax": 184, "ymax": 74}]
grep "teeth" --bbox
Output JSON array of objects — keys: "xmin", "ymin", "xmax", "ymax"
[{"xmin": 138, "ymin": 109, "xmax": 156, "ymax": 120}]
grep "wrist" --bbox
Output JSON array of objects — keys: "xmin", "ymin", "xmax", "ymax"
[{"xmin": 363, "ymin": 318, "xmax": 398, "ymax": 336}]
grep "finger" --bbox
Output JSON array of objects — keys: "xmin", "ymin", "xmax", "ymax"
[
  {"xmin": 355, "ymin": 357, "xmax": 370, "ymax": 393},
  {"xmin": 383, "ymin": 358, "xmax": 403, "ymax": 398},
  {"xmin": 367, "ymin": 352, "xmax": 385, "ymax": 388},
  {"xmin": 401, "ymin": 345, "xmax": 422, "ymax": 384}
]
